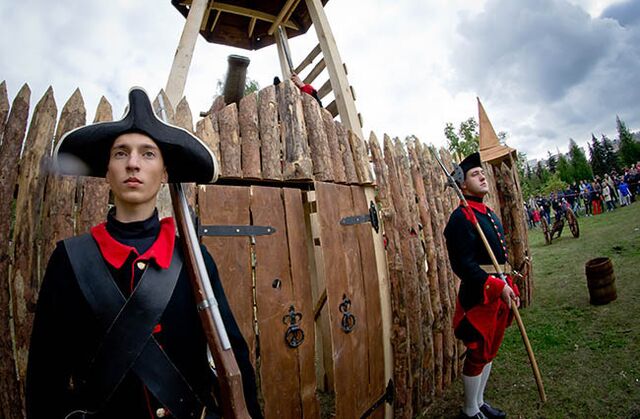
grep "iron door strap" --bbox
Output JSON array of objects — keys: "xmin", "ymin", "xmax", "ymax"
[
  {"xmin": 283, "ymin": 305, "xmax": 305, "ymax": 348},
  {"xmin": 197, "ymin": 225, "xmax": 276, "ymax": 237},
  {"xmin": 339, "ymin": 201, "xmax": 380, "ymax": 233},
  {"xmin": 339, "ymin": 294, "xmax": 356, "ymax": 333},
  {"xmin": 360, "ymin": 379, "xmax": 395, "ymax": 419}
]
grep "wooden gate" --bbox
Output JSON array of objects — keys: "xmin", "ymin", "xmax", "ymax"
[
  {"xmin": 312, "ymin": 182, "xmax": 386, "ymax": 418},
  {"xmin": 197, "ymin": 183, "xmax": 386, "ymax": 418}
]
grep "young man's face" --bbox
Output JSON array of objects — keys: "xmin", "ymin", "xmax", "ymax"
[
  {"xmin": 106, "ymin": 132, "xmax": 167, "ymax": 208},
  {"xmin": 461, "ymin": 166, "xmax": 488, "ymax": 198}
]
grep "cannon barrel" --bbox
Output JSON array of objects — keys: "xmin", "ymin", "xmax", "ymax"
[{"xmin": 222, "ymin": 54, "xmax": 250, "ymax": 105}]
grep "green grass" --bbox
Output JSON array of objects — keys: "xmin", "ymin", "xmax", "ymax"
[{"xmin": 420, "ymin": 202, "xmax": 640, "ymax": 418}]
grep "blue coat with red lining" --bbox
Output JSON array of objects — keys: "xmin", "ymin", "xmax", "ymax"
[
  {"xmin": 26, "ymin": 215, "xmax": 262, "ymax": 419},
  {"xmin": 444, "ymin": 197, "xmax": 519, "ymax": 348}
]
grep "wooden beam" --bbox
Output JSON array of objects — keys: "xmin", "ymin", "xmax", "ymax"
[
  {"xmin": 326, "ymin": 100, "xmax": 337, "ymax": 118},
  {"xmin": 210, "ymin": 10, "xmax": 221, "ymax": 32},
  {"xmin": 166, "ymin": 0, "xmax": 209, "ymax": 108},
  {"xmin": 284, "ymin": 0, "xmax": 302, "ymax": 24},
  {"xmin": 305, "ymin": 0, "xmax": 363, "ymax": 138},
  {"xmin": 303, "ymin": 58, "xmax": 325, "ymax": 85},
  {"xmin": 248, "ymin": 17, "xmax": 257, "ymax": 37},
  {"xmin": 267, "ymin": 0, "xmax": 299, "ymax": 35},
  {"xmin": 200, "ymin": 1, "xmax": 213, "ymax": 31},
  {"xmin": 294, "ymin": 44, "xmax": 321, "ymax": 75},
  {"xmin": 211, "ymin": 2, "xmax": 299, "ymax": 30},
  {"xmin": 318, "ymin": 79, "xmax": 332, "ymax": 99}
]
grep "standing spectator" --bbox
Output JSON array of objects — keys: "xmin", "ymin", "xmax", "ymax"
[
  {"xmin": 603, "ymin": 183, "xmax": 615, "ymax": 212},
  {"xmin": 582, "ymin": 181, "xmax": 593, "ymax": 216},
  {"xmin": 591, "ymin": 182, "xmax": 602, "ymax": 215},
  {"xmin": 619, "ymin": 180, "xmax": 631, "ymax": 206},
  {"xmin": 532, "ymin": 207, "xmax": 541, "ymax": 227}
]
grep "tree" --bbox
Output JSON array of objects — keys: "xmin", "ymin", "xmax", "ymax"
[
  {"xmin": 542, "ymin": 173, "xmax": 568, "ymax": 196},
  {"xmin": 589, "ymin": 134, "xmax": 607, "ymax": 177},
  {"xmin": 568, "ymin": 138, "xmax": 593, "ymax": 181},
  {"xmin": 547, "ymin": 151, "xmax": 557, "ymax": 173},
  {"xmin": 601, "ymin": 134, "xmax": 620, "ymax": 173},
  {"xmin": 556, "ymin": 152, "xmax": 573, "ymax": 183},
  {"xmin": 215, "ymin": 77, "xmax": 261, "ymax": 96},
  {"xmin": 444, "ymin": 117, "xmax": 479, "ymax": 160},
  {"xmin": 616, "ymin": 116, "xmax": 640, "ymax": 167}
]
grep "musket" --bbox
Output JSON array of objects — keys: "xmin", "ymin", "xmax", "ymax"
[
  {"xmin": 430, "ymin": 148, "xmax": 547, "ymax": 403},
  {"xmin": 158, "ymin": 95, "xmax": 251, "ymax": 418}
]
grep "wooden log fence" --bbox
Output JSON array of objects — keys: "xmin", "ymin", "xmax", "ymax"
[{"xmin": 0, "ymin": 80, "xmax": 533, "ymax": 419}]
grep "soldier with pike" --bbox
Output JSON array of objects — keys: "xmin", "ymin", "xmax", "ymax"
[{"xmin": 443, "ymin": 152, "xmax": 520, "ymax": 419}]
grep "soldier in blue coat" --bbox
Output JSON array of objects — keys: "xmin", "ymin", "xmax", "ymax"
[
  {"xmin": 26, "ymin": 87, "xmax": 262, "ymax": 419},
  {"xmin": 444, "ymin": 152, "xmax": 520, "ymax": 419}
]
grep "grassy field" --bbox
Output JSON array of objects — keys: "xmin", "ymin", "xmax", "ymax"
[{"xmin": 421, "ymin": 202, "xmax": 640, "ymax": 418}]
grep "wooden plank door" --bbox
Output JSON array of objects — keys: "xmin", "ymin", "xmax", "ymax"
[
  {"xmin": 314, "ymin": 182, "xmax": 385, "ymax": 418},
  {"xmin": 199, "ymin": 185, "xmax": 320, "ymax": 419}
]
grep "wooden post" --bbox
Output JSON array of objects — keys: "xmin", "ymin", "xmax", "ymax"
[
  {"xmin": 304, "ymin": 0, "xmax": 363, "ymax": 139},
  {"xmin": 0, "ymin": 81, "xmax": 9, "ymax": 145},
  {"xmin": 275, "ymin": 26, "xmax": 293, "ymax": 80},
  {"xmin": 257, "ymin": 86, "xmax": 282, "ymax": 180},
  {"xmin": 0, "ymin": 83, "xmax": 30, "ymax": 419},
  {"xmin": 165, "ymin": 0, "xmax": 209, "ymax": 107},
  {"xmin": 218, "ymin": 104, "xmax": 242, "ymax": 178},
  {"xmin": 301, "ymin": 93, "xmax": 332, "ymax": 181},
  {"xmin": 11, "ymin": 87, "xmax": 57, "ymax": 387},
  {"xmin": 238, "ymin": 92, "xmax": 261, "ymax": 179}
]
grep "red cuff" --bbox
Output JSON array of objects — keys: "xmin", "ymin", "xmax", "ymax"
[
  {"xmin": 507, "ymin": 276, "xmax": 520, "ymax": 298},
  {"xmin": 483, "ymin": 275, "xmax": 506, "ymax": 304}
]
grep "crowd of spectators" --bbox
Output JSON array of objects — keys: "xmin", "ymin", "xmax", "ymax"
[{"xmin": 524, "ymin": 162, "xmax": 640, "ymax": 228}]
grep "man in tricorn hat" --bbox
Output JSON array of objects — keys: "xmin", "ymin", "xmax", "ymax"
[
  {"xmin": 443, "ymin": 152, "xmax": 519, "ymax": 419},
  {"xmin": 26, "ymin": 87, "xmax": 262, "ymax": 419}
]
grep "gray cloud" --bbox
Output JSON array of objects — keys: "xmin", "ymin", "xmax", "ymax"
[
  {"xmin": 447, "ymin": 0, "xmax": 640, "ymax": 159},
  {"xmin": 451, "ymin": 0, "xmax": 615, "ymax": 102},
  {"xmin": 601, "ymin": 0, "xmax": 640, "ymax": 26}
]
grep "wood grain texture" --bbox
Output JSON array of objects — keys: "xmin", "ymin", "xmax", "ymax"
[{"xmin": 239, "ymin": 92, "xmax": 261, "ymax": 179}]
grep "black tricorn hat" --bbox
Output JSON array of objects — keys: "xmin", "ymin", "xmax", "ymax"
[
  {"xmin": 54, "ymin": 87, "xmax": 218, "ymax": 184},
  {"xmin": 451, "ymin": 151, "xmax": 481, "ymax": 185}
]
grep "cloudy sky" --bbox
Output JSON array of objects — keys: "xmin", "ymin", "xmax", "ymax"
[{"xmin": 1, "ymin": 0, "xmax": 638, "ymax": 160}]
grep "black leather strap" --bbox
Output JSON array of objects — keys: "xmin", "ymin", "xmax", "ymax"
[{"xmin": 64, "ymin": 234, "xmax": 205, "ymax": 418}]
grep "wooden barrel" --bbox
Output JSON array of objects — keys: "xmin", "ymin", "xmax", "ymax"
[{"xmin": 585, "ymin": 257, "xmax": 617, "ymax": 305}]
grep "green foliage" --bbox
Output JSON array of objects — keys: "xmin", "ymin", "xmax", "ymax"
[
  {"xmin": 589, "ymin": 133, "xmax": 607, "ymax": 177},
  {"xmin": 444, "ymin": 117, "xmax": 479, "ymax": 159},
  {"xmin": 541, "ymin": 173, "xmax": 567, "ymax": 195},
  {"xmin": 215, "ymin": 77, "xmax": 261, "ymax": 96},
  {"xmin": 546, "ymin": 151, "xmax": 557, "ymax": 173},
  {"xmin": 556, "ymin": 153, "xmax": 573, "ymax": 183},
  {"xmin": 601, "ymin": 134, "xmax": 620, "ymax": 172},
  {"xmin": 244, "ymin": 79, "xmax": 260, "ymax": 95},
  {"xmin": 617, "ymin": 116, "xmax": 640, "ymax": 166},
  {"xmin": 568, "ymin": 138, "xmax": 593, "ymax": 181}
]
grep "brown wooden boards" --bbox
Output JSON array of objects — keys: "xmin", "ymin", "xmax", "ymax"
[
  {"xmin": 198, "ymin": 185, "xmax": 255, "ymax": 366},
  {"xmin": 199, "ymin": 185, "xmax": 319, "ymax": 419},
  {"xmin": 282, "ymin": 188, "xmax": 321, "ymax": 418},
  {"xmin": 253, "ymin": 186, "xmax": 302, "ymax": 418},
  {"xmin": 314, "ymin": 181, "xmax": 384, "ymax": 418}
]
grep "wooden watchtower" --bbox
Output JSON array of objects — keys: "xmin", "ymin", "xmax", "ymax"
[
  {"xmin": 167, "ymin": 0, "xmax": 363, "ymax": 139},
  {"xmin": 163, "ymin": 2, "xmax": 390, "ymax": 418}
]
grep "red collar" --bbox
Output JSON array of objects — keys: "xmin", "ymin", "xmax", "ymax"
[
  {"xmin": 91, "ymin": 217, "xmax": 176, "ymax": 270},
  {"xmin": 464, "ymin": 199, "xmax": 489, "ymax": 214}
]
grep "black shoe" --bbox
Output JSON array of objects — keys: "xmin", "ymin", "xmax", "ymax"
[
  {"xmin": 459, "ymin": 411, "xmax": 488, "ymax": 419},
  {"xmin": 480, "ymin": 403, "xmax": 506, "ymax": 419}
]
